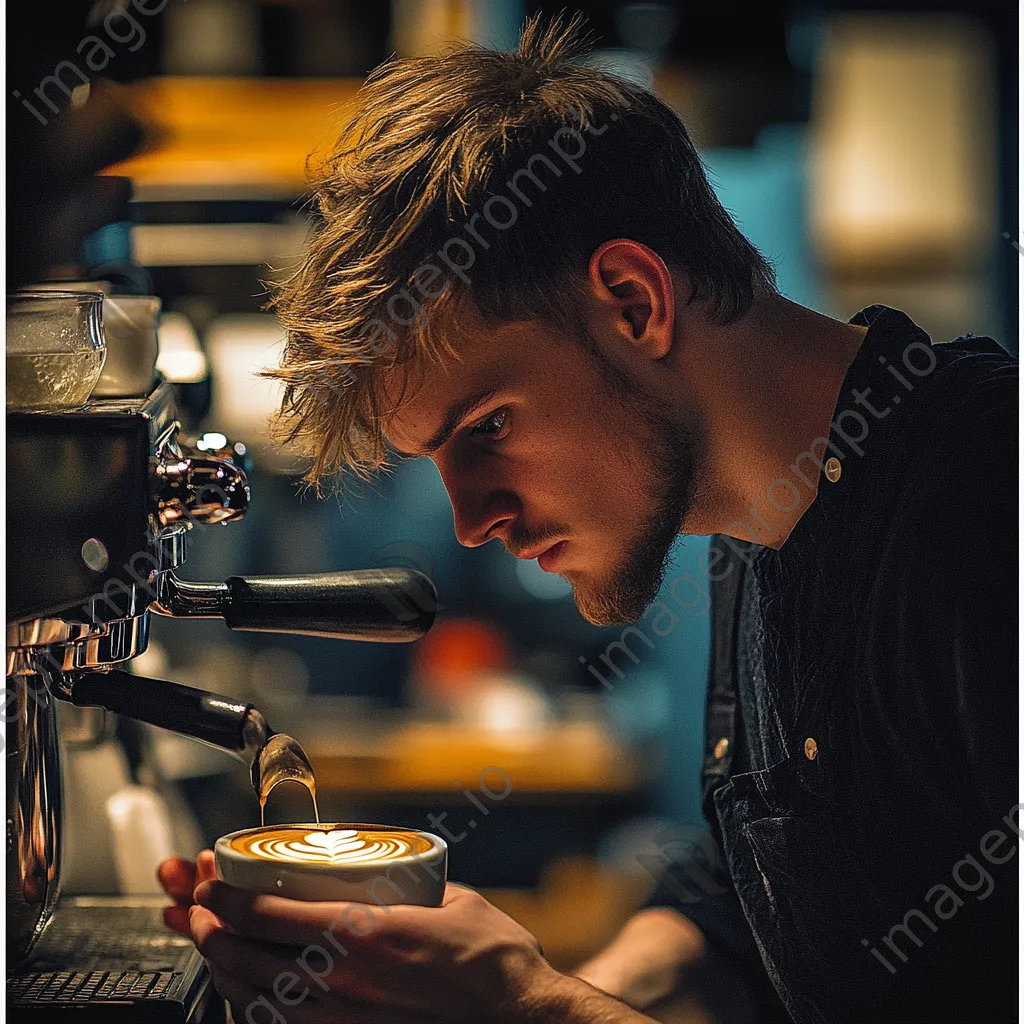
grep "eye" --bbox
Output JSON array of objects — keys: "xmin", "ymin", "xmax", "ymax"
[{"xmin": 467, "ymin": 408, "xmax": 509, "ymax": 443}]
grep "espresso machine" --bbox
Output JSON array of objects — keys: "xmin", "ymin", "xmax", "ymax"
[{"xmin": 6, "ymin": 332, "xmax": 437, "ymax": 1019}]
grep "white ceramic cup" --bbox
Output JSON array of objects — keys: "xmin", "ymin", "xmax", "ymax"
[{"xmin": 215, "ymin": 823, "xmax": 447, "ymax": 906}]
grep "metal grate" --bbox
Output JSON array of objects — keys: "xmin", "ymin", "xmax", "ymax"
[{"xmin": 8, "ymin": 897, "xmax": 213, "ymax": 1022}]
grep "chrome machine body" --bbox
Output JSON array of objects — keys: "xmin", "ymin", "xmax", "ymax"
[{"xmin": 6, "ymin": 381, "xmax": 437, "ymax": 967}]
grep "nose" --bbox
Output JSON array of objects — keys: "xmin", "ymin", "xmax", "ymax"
[
  {"xmin": 453, "ymin": 493, "xmax": 517, "ymax": 549},
  {"xmin": 436, "ymin": 462, "xmax": 518, "ymax": 548}
]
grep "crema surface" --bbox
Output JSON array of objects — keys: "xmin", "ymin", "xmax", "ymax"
[{"xmin": 229, "ymin": 827, "xmax": 433, "ymax": 865}]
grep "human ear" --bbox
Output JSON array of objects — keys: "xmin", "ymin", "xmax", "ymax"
[{"xmin": 587, "ymin": 239, "xmax": 675, "ymax": 360}]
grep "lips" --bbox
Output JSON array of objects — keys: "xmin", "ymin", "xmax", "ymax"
[{"xmin": 537, "ymin": 540, "xmax": 567, "ymax": 572}]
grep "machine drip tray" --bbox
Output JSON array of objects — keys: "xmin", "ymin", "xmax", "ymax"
[{"xmin": 7, "ymin": 895, "xmax": 222, "ymax": 1022}]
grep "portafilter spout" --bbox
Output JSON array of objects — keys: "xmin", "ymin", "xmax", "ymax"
[{"xmin": 249, "ymin": 733, "xmax": 319, "ymax": 823}]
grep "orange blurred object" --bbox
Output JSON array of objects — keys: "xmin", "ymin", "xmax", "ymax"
[{"xmin": 410, "ymin": 618, "xmax": 513, "ymax": 702}]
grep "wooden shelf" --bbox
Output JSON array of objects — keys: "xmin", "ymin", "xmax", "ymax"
[
  {"xmin": 302, "ymin": 721, "xmax": 644, "ymax": 796},
  {"xmin": 106, "ymin": 76, "xmax": 363, "ymax": 199}
]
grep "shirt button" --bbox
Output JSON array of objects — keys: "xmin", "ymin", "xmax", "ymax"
[
  {"xmin": 804, "ymin": 736, "xmax": 819, "ymax": 761},
  {"xmin": 713, "ymin": 737, "xmax": 729, "ymax": 759},
  {"xmin": 824, "ymin": 457, "xmax": 842, "ymax": 483}
]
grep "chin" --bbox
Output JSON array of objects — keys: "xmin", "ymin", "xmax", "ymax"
[
  {"xmin": 568, "ymin": 572, "xmax": 660, "ymax": 628},
  {"xmin": 567, "ymin": 530, "xmax": 679, "ymax": 627}
]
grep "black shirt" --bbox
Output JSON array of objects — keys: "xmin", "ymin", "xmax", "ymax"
[{"xmin": 645, "ymin": 305, "xmax": 1018, "ymax": 1023}]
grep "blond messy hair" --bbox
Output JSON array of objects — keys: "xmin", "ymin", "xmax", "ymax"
[{"xmin": 266, "ymin": 13, "xmax": 774, "ymax": 488}]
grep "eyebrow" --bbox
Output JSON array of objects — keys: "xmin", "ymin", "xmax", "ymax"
[{"xmin": 390, "ymin": 387, "xmax": 501, "ymax": 459}]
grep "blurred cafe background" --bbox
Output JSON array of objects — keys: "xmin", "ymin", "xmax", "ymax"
[{"xmin": 8, "ymin": 0, "xmax": 1017, "ymax": 972}]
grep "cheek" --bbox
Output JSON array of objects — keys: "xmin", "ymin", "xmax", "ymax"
[
  {"xmin": 524, "ymin": 445, "xmax": 653, "ymax": 538},
  {"xmin": 500, "ymin": 397, "xmax": 662, "ymax": 531}
]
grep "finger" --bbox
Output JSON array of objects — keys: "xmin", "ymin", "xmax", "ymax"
[
  {"xmin": 212, "ymin": 972, "xmax": 436, "ymax": 1024},
  {"xmin": 197, "ymin": 849, "xmax": 217, "ymax": 883},
  {"xmin": 189, "ymin": 906, "xmax": 314, "ymax": 992},
  {"xmin": 163, "ymin": 904, "xmax": 192, "ymax": 936},
  {"xmin": 441, "ymin": 881, "xmax": 478, "ymax": 905},
  {"xmin": 188, "ymin": 903, "xmax": 220, "ymax": 947},
  {"xmin": 194, "ymin": 881, "xmax": 378, "ymax": 947},
  {"xmin": 189, "ymin": 894, "xmax": 388, "ymax": 999},
  {"xmin": 209, "ymin": 970, "xmax": 391, "ymax": 1024},
  {"xmin": 208, "ymin": 966, "xmax": 271, "ymax": 1024},
  {"xmin": 290, "ymin": 995, "xmax": 441, "ymax": 1024},
  {"xmin": 158, "ymin": 857, "xmax": 197, "ymax": 903}
]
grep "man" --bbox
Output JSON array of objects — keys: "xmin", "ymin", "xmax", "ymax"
[{"xmin": 159, "ymin": 15, "xmax": 1018, "ymax": 1024}]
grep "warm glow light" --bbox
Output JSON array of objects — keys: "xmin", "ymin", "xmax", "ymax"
[
  {"xmin": 810, "ymin": 14, "xmax": 995, "ymax": 273},
  {"xmin": 156, "ymin": 312, "xmax": 207, "ymax": 383}
]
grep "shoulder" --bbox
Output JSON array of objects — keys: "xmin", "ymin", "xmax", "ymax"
[
  {"xmin": 864, "ymin": 338, "xmax": 1016, "ymax": 696},
  {"xmin": 890, "ymin": 336, "xmax": 1016, "ymax": 515},
  {"xmin": 918, "ymin": 335, "xmax": 1017, "ymax": 432}
]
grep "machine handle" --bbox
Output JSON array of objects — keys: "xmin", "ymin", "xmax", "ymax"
[
  {"xmin": 69, "ymin": 670, "xmax": 269, "ymax": 757},
  {"xmin": 154, "ymin": 568, "xmax": 438, "ymax": 641},
  {"xmin": 221, "ymin": 569, "xmax": 437, "ymax": 641}
]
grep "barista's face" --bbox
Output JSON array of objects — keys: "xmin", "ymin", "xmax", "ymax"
[{"xmin": 384, "ymin": 315, "xmax": 699, "ymax": 626}]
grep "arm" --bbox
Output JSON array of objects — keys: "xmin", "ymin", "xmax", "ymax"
[
  {"xmin": 572, "ymin": 907, "xmax": 706, "ymax": 1009},
  {"xmin": 514, "ymin": 970, "xmax": 699, "ymax": 1024},
  {"xmin": 571, "ymin": 908, "xmax": 763, "ymax": 1024}
]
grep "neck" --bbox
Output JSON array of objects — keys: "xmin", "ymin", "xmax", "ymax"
[{"xmin": 683, "ymin": 292, "xmax": 867, "ymax": 548}]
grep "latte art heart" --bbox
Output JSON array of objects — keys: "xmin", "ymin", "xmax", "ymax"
[{"xmin": 231, "ymin": 827, "xmax": 432, "ymax": 865}]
